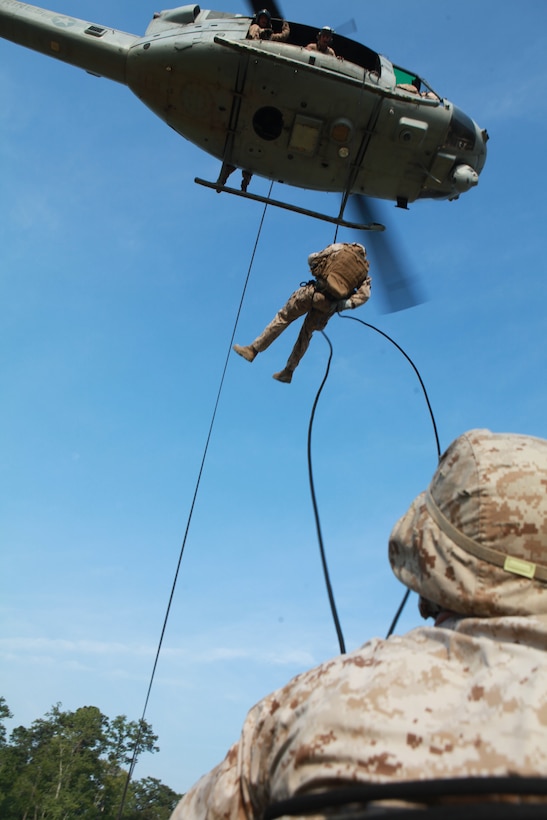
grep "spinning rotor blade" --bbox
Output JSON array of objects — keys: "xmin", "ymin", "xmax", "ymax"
[
  {"xmin": 335, "ymin": 19, "xmax": 358, "ymax": 37},
  {"xmin": 350, "ymin": 197, "xmax": 425, "ymax": 314},
  {"xmin": 246, "ymin": 0, "xmax": 285, "ymax": 23}
]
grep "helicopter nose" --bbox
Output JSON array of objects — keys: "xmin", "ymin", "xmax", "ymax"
[{"xmin": 447, "ymin": 107, "xmax": 488, "ymax": 179}]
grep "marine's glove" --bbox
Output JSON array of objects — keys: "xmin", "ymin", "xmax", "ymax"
[{"xmin": 336, "ymin": 299, "xmax": 351, "ymax": 311}]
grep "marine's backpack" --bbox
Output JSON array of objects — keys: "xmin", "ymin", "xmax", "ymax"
[{"xmin": 309, "ymin": 243, "xmax": 370, "ymax": 300}]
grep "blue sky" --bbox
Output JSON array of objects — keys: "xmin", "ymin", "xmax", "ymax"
[{"xmin": 1, "ymin": 0, "xmax": 547, "ymax": 796}]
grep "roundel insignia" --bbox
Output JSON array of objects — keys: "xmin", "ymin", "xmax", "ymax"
[{"xmin": 51, "ymin": 16, "xmax": 76, "ymax": 28}]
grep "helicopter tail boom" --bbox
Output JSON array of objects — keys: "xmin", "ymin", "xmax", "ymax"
[{"xmin": 0, "ymin": 0, "xmax": 138, "ymax": 84}]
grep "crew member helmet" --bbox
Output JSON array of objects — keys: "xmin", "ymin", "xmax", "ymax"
[
  {"xmin": 317, "ymin": 26, "xmax": 334, "ymax": 43},
  {"xmin": 389, "ymin": 429, "xmax": 547, "ymax": 618},
  {"xmin": 256, "ymin": 9, "xmax": 272, "ymax": 25}
]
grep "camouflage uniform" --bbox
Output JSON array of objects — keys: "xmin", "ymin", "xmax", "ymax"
[
  {"xmin": 170, "ymin": 430, "xmax": 547, "ymax": 819},
  {"xmin": 235, "ymin": 243, "xmax": 371, "ymax": 380}
]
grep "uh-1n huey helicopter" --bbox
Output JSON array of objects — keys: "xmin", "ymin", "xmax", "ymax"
[{"xmin": 0, "ymin": 0, "xmax": 488, "ymax": 310}]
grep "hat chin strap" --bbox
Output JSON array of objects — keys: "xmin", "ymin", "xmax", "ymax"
[{"xmin": 424, "ymin": 490, "xmax": 547, "ymax": 583}]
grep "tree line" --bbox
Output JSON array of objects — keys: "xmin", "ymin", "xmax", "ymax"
[{"xmin": 0, "ymin": 696, "xmax": 181, "ymax": 819}]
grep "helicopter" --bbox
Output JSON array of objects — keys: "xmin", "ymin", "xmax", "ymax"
[
  {"xmin": 0, "ymin": 0, "xmax": 488, "ymax": 309},
  {"xmin": 0, "ymin": 0, "xmax": 488, "ymax": 216}
]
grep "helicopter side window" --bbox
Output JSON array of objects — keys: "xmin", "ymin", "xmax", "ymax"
[
  {"xmin": 394, "ymin": 67, "xmax": 421, "ymax": 94},
  {"xmin": 253, "ymin": 107, "xmax": 284, "ymax": 141},
  {"xmin": 393, "ymin": 66, "xmax": 441, "ymax": 100}
]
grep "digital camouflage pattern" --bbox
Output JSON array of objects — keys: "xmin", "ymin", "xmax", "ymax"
[
  {"xmin": 250, "ymin": 282, "xmax": 337, "ymax": 370},
  {"xmin": 171, "ymin": 430, "xmax": 547, "ymax": 819},
  {"xmin": 244, "ymin": 243, "xmax": 371, "ymax": 374},
  {"xmin": 171, "ymin": 616, "xmax": 547, "ymax": 819},
  {"xmin": 308, "ymin": 242, "xmax": 370, "ymax": 300},
  {"xmin": 389, "ymin": 429, "xmax": 547, "ymax": 617}
]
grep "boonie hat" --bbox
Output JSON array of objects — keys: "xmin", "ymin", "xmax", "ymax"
[{"xmin": 389, "ymin": 429, "xmax": 547, "ymax": 617}]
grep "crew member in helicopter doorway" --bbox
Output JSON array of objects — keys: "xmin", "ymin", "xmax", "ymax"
[
  {"xmin": 306, "ymin": 26, "xmax": 339, "ymax": 57},
  {"xmin": 246, "ymin": 8, "xmax": 290, "ymax": 42},
  {"xmin": 170, "ymin": 428, "xmax": 547, "ymax": 819},
  {"xmin": 233, "ymin": 242, "xmax": 371, "ymax": 383}
]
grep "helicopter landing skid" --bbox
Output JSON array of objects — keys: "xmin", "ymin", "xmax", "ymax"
[{"xmin": 194, "ymin": 178, "xmax": 385, "ymax": 232}]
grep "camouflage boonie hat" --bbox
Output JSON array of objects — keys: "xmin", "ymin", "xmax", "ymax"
[{"xmin": 388, "ymin": 429, "xmax": 547, "ymax": 617}]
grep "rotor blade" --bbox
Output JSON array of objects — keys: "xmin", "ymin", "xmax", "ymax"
[
  {"xmin": 245, "ymin": 1, "xmax": 285, "ymax": 23},
  {"xmin": 335, "ymin": 18, "xmax": 358, "ymax": 37},
  {"xmin": 350, "ymin": 196, "xmax": 426, "ymax": 314}
]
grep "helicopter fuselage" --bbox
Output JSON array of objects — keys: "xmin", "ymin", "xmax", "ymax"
[{"xmin": 0, "ymin": 1, "xmax": 488, "ymax": 205}]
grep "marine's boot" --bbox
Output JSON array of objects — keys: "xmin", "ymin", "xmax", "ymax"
[
  {"xmin": 216, "ymin": 163, "xmax": 235, "ymax": 191},
  {"xmin": 241, "ymin": 171, "xmax": 252, "ymax": 192},
  {"xmin": 233, "ymin": 344, "xmax": 257, "ymax": 362},
  {"xmin": 272, "ymin": 368, "xmax": 293, "ymax": 383}
]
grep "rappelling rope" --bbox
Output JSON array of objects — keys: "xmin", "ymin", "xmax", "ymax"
[
  {"xmin": 303, "ymin": 221, "xmax": 348, "ymax": 655},
  {"xmin": 116, "ymin": 181, "xmax": 275, "ymax": 819},
  {"xmin": 337, "ymin": 315, "xmax": 441, "ymax": 638},
  {"xmin": 307, "ymin": 332, "xmax": 346, "ymax": 655},
  {"xmin": 339, "ymin": 316, "xmax": 441, "ymax": 458},
  {"xmin": 307, "ymin": 316, "xmax": 442, "ymax": 656}
]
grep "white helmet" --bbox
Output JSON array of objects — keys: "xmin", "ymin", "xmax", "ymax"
[{"xmin": 317, "ymin": 26, "xmax": 334, "ymax": 44}]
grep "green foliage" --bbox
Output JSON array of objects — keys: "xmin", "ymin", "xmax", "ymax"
[
  {"xmin": 0, "ymin": 697, "xmax": 13, "ymax": 747},
  {"xmin": 0, "ymin": 699, "xmax": 181, "ymax": 820},
  {"xmin": 124, "ymin": 777, "xmax": 182, "ymax": 820}
]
